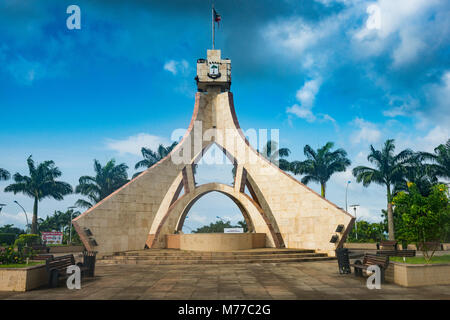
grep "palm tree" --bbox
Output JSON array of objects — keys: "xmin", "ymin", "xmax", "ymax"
[
  {"xmin": 75, "ymin": 159, "xmax": 129, "ymax": 209},
  {"xmin": 419, "ymin": 139, "xmax": 450, "ymax": 181},
  {"xmin": 352, "ymin": 139, "xmax": 412, "ymax": 240},
  {"xmin": 4, "ymin": 156, "xmax": 73, "ymax": 234},
  {"xmin": 291, "ymin": 142, "xmax": 351, "ymax": 198},
  {"xmin": 394, "ymin": 153, "xmax": 435, "ymax": 196},
  {"xmin": 259, "ymin": 140, "xmax": 291, "ymax": 171},
  {"xmin": 0, "ymin": 168, "xmax": 10, "ymax": 181},
  {"xmin": 133, "ymin": 142, "xmax": 178, "ymax": 178}
]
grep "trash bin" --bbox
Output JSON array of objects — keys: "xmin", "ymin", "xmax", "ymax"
[
  {"xmin": 83, "ymin": 251, "xmax": 97, "ymax": 277},
  {"xmin": 335, "ymin": 248, "xmax": 351, "ymax": 274}
]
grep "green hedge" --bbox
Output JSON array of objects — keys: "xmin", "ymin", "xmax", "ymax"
[
  {"xmin": 0, "ymin": 233, "xmax": 16, "ymax": 245},
  {"xmin": 14, "ymin": 234, "xmax": 40, "ymax": 248}
]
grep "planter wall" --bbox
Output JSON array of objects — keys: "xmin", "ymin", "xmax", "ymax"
[
  {"xmin": 0, "ymin": 264, "xmax": 47, "ymax": 292},
  {"xmin": 385, "ymin": 262, "xmax": 450, "ymax": 287}
]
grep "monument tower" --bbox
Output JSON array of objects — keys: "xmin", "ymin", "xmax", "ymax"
[{"xmin": 73, "ymin": 18, "xmax": 354, "ymax": 257}]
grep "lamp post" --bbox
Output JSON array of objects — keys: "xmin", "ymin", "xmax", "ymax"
[
  {"xmin": 349, "ymin": 204, "xmax": 360, "ymax": 240},
  {"xmin": 13, "ymin": 201, "xmax": 29, "ymax": 233},
  {"xmin": 0, "ymin": 204, "xmax": 5, "ymax": 214},
  {"xmin": 68, "ymin": 206, "xmax": 77, "ymax": 244},
  {"xmin": 345, "ymin": 180, "xmax": 351, "ymax": 213}
]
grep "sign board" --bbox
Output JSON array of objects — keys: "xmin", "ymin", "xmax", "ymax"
[
  {"xmin": 224, "ymin": 228, "xmax": 244, "ymax": 233},
  {"xmin": 41, "ymin": 231, "xmax": 63, "ymax": 244}
]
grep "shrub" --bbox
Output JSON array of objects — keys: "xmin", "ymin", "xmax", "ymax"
[
  {"xmin": 14, "ymin": 234, "xmax": 40, "ymax": 249},
  {"xmin": 0, "ymin": 246, "xmax": 34, "ymax": 265},
  {"xmin": 0, "ymin": 233, "xmax": 17, "ymax": 245}
]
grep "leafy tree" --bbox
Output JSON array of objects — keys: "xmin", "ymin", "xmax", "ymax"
[
  {"xmin": 0, "ymin": 224, "xmax": 25, "ymax": 235},
  {"xmin": 0, "ymin": 168, "xmax": 10, "ymax": 181},
  {"xmin": 134, "ymin": 142, "xmax": 178, "ymax": 178},
  {"xmin": 75, "ymin": 159, "xmax": 129, "ymax": 209},
  {"xmin": 236, "ymin": 220, "xmax": 248, "ymax": 232},
  {"xmin": 352, "ymin": 139, "xmax": 412, "ymax": 240},
  {"xmin": 291, "ymin": 142, "xmax": 351, "ymax": 198},
  {"xmin": 419, "ymin": 139, "xmax": 450, "ymax": 181},
  {"xmin": 192, "ymin": 219, "xmax": 246, "ymax": 233},
  {"xmin": 4, "ymin": 156, "xmax": 73, "ymax": 234},
  {"xmin": 392, "ymin": 183, "xmax": 449, "ymax": 263},
  {"xmin": 38, "ymin": 209, "xmax": 80, "ymax": 232},
  {"xmin": 347, "ymin": 220, "xmax": 386, "ymax": 243},
  {"xmin": 38, "ymin": 209, "xmax": 82, "ymax": 244}
]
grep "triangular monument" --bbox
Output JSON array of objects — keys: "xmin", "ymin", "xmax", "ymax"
[{"xmin": 73, "ymin": 49, "xmax": 355, "ymax": 257}]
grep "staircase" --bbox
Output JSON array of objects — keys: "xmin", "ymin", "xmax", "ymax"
[{"xmin": 99, "ymin": 248, "xmax": 334, "ymax": 265}]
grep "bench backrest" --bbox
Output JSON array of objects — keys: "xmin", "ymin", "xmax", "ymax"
[
  {"xmin": 379, "ymin": 240, "xmax": 397, "ymax": 250},
  {"xmin": 46, "ymin": 254, "xmax": 75, "ymax": 272},
  {"xmin": 376, "ymin": 250, "xmax": 415, "ymax": 257},
  {"xmin": 363, "ymin": 254, "xmax": 389, "ymax": 268}
]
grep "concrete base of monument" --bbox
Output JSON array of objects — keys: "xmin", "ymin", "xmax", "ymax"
[
  {"xmin": 165, "ymin": 233, "xmax": 266, "ymax": 251},
  {"xmin": 98, "ymin": 248, "xmax": 333, "ymax": 265}
]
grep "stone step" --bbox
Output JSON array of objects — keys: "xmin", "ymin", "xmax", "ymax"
[
  {"xmin": 109, "ymin": 249, "xmax": 316, "ymax": 258},
  {"xmin": 104, "ymin": 252, "xmax": 327, "ymax": 261},
  {"xmin": 98, "ymin": 256, "xmax": 335, "ymax": 265}
]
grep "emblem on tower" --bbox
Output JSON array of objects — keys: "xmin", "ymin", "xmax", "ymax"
[
  {"xmin": 196, "ymin": 50, "xmax": 231, "ymax": 92},
  {"xmin": 208, "ymin": 62, "xmax": 221, "ymax": 79}
]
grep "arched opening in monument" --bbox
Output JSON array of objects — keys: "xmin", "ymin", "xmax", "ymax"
[
  {"xmin": 193, "ymin": 143, "xmax": 236, "ymax": 187},
  {"xmin": 178, "ymin": 191, "xmax": 251, "ymax": 234}
]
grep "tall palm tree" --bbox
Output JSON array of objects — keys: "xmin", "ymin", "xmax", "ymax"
[
  {"xmin": 394, "ymin": 153, "xmax": 435, "ymax": 197},
  {"xmin": 133, "ymin": 142, "xmax": 178, "ymax": 178},
  {"xmin": 259, "ymin": 140, "xmax": 291, "ymax": 171},
  {"xmin": 291, "ymin": 142, "xmax": 351, "ymax": 198},
  {"xmin": 352, "ymin": 139, "xmax": 412, "ymax": 240},
  {"xmin": 4, "ymin": 156, "xmax": 73, "ymax": 234},
  {"xmin": 75, "ymin": 159, "xmax": 129, "ymax": 209},
  {"xmin": 0, "ymin": 168, "xmax": 10, "ymax": 181},
  {"xmin": 419, "ymin": 139, "xmax": 450, "ymax": 181}
]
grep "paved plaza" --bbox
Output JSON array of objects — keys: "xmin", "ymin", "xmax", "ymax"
[{"xmin": 1, "ymin": 260, "xmax": 449, "ymax": 300}]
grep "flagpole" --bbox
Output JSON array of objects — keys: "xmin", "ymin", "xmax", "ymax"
[{"xmin": 212, "ymin": 4, "xmax": 215, "ymax": 49}]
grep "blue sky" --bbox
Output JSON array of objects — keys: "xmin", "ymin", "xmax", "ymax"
[{"xmin": 0, "ymin": 0, "xmax": 449, "ymax": 232}]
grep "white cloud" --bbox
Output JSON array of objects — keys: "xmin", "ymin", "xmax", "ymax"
[
  {"xmin": 0, "ymin": 210, "xmax": 29, "ymax": 228},
  {"xmin": 287, "ymin": 78, "xmax": 326, "ymax": 123},
  {"xmin": 296, "ymin": 78, "xmax": 321, "ymax": 108},
  {"xmin": 351, "ymin": 117, "xmax": 381, "ymax": 144},
  {"xmin": 187, "ymin": 212, "xmax": 208, "ymax": 224},
  {"xmin": 353, "ymin": 0, "xmax": 440, "ymax": 67},
  {"xmin": 287, "ymin": 104, "xmax": 316, "ymax": 122},
  {"xmin": 382, "ymin": 94, "xmax": 418, "ymax": 117},
  {"xmin": 163, "ymin": 59, "xmax": 189, "ymax": 75},
  {"xmin": 106, "ymin": 133, "xmax": 169, "ymax": 156}
]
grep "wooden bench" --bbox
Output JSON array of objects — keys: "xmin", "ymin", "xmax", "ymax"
[
  {"xmin": 376, "ymin": 240, "xmax": 397, "ymax": 251},
  {"xmin": 376, "ymin": 250, "xmax": 416, "ymax": 257},
  {"xmin": 350, "ymin": 254, "xmax": 389, "ymax": 282},
  {"xmin": 46, "ymin": 254, "xmax": 89, "ymax": 288}
]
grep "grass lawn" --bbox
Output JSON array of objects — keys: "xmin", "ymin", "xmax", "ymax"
[
  {"xmin": 391, "ymin": 255, "xmax": 450, "ymax": 264},
  {"xmin": 0, "ymin": 261, "xmax": 45, "ymax": 268}
]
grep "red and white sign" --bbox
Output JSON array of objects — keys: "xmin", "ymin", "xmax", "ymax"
[{"xmin": 41, "ymin": 231, "xmax": 63, "ymax": 244}]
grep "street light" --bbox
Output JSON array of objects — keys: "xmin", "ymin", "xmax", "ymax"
[
  {"xmin": 68, "ymin": 206, "xmax": 77, "ymax": 244},
  {"xmin": 349, "ymin": 204, "xmax": 360, "ymax": 240},
  {"xmin": 13, "ymin": 201, "xmax": 29, "ymax": 233},
  {"xmin": 0, "ymin": 204, "xmax": 6, "ymax": 214},
  {"xmin": 345, "ymin": 180, "xmax": 351, "ymax": 213}
]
